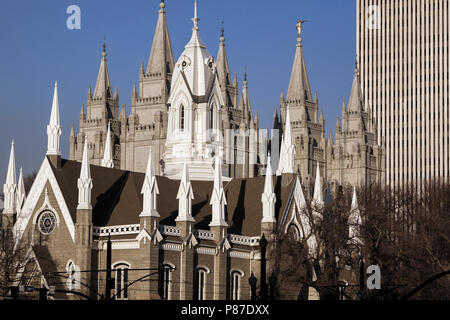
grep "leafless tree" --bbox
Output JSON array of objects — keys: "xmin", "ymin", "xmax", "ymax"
[
  {"xmin": 271, "ymin": 181, "xmax": 450, "ymax": 300},
  {"xmin": 0, "ymin": 228, "xmax": 30, "ymax": 298}
]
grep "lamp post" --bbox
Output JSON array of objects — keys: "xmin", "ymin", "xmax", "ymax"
[
  {"xmin": 248, "ymin": 272, "xmax": 257, "ymax": 301},
  {"xmin": 260, "ymin": 234, "xmax": 268, "ymax": 301},
  {"xmin": 105, "ymin": 233, "xmax": 113, "ymax": 299}
]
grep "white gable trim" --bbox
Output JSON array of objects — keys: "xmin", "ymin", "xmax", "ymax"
[{"xmin": 13, "ymin": 157, "xmax": 75, "ymax": 243}]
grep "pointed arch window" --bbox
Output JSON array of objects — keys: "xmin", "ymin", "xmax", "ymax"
[{"xmin": 180, "ymin": 105, "xmax": 185, "ymax": 132}]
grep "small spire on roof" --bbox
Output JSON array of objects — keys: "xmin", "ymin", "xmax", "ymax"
[{"xmin": 192, "ymin": 0, "xmax": 200, "ymax": 31}]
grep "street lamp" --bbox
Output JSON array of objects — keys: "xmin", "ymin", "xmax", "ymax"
[
  {"xmin": 259, "ymin": 234, "xmax": 268, "ymax": 300},
  {"xmin": 248, "ymin": 272, "xmax": 257, "ymax": 301}
]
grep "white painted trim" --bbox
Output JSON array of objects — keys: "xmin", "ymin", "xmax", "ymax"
[
  {"xmin": 196, "ymin": 265, "xmax": 211, "ymax": 274},
  {"xmin": 13, "ymin": 158, "xmax": 75, "ymax": 243}
]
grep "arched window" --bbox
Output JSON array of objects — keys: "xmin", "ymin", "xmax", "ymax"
[
  {"xmin": 287, "ymin": 224, "xmax": 300, "ymax": 241},
  {"xmin": 114, "ymin": 263, "xmax": 130, "ymax": 300},
  {"xmin": 230, "ymin": 271, "xmax": 243, "ymax": 300},
  {"xmin": 195, "ymin": 267, "xmax": 208, "ymax": 300},
  {"xmin": 180, "ymin": 105, "xmax": 185, "ymax": 131},
  {"xmin": 159, "ymin": 264, "xmax": 173, "ymax": 300}
]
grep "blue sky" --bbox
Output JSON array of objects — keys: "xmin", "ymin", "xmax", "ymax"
[{"xmin": 0, "ymin": 0, "xmax": 356, "ymax": 184}]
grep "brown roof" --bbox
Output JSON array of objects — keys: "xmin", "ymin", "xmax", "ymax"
[{"xmin": 50, "ymin": 159, "xmax": 295, "ymax": 237}]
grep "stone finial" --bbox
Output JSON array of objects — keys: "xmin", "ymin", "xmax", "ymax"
[
  {"xmin": 140, "ymin": 148, "xmax": 160, "ymax": 217},
  {"xmin": 176, "ymin": 159, "xmax": 195, "ymax": 222},
  {"xmin": 77, "ymin": 138, "xmax": 93, "ymax": 210},
  {"xmin": 209, "ymin": 156, "xmax": 228, "ymax": 227}
]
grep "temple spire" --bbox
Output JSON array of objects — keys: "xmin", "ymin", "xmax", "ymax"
[
  {"xmin": 101, "ymin": 122, "xmax": 114, "ymax": 168},
  {"xmin": 286, "ymin": 22, "xmax": 312, "ymax": 104},
  {"xmin": 47, "ymin": 81, "xmax": 62, "ymax": 156},
  {"xmin": 93, "ymin": 39, "xmax": 112, "ymax": 99},
  {"xmin": 216, "ymin": 21, "xmax": 232, "ymax": 106},
  {"xmin": 140, "ymin": 148, "xmax": 160, "ymax": 217},
  {"xmin": 146, "ymin": 0, "xmax": 174, "ymax": 76},
  {"xmin": 176, "ymin": 159, "xmax": 195, "ymax": 222},
  {"xmin": 348, "ymin": 66, "xmax": 364, "ymax": 112},
  {"xmin": 239, "ymin": 73, "xmax": 252, "ymax": 120},
  {"xmin": 77, "ymin": 138, "xmax": 93, "ymax": 210},
  {"xmin": 209, "ymin": 156, "xmax": 228, "ymax": 227},
  {"xmin": 3, "ymin": 141, "xmax": 17, "ymax": 215}
]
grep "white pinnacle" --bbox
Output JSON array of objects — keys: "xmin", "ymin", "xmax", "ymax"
[
  {"xmin": 262, "ymin": 153, "xmax": 276, "ymax": 223},
  {"xmin": 140, "ymin": 148, "xmax": 160, "ymax": 217},
  {"xmin": 263, "ymin": 153, "xmax": 274, "ymax": 194},
  {"xmin": 16, "ymin": 167, "xmax": 26, "ymax": 212},
  {"xmin": 47, "ymin": 81, "xmax": 62, "ymax": 156},
  {"xmin": 209, "ymin": 156, "xmax": 228, "ymax": 227},
  {"xmin": 176, "ymin": 158, "xmax": 195, "ymax": 222},
  {"xmin": 348, "ymin": 186, "xmax": 363, "ymax": 245},
  {"xmin": 3, "ymin": 140, "xmax": 17, "ymax": 214},
  {"xmin": 276, "ymin": 105, "xmax": 295, "ymax": 175},
  {"xmin": 101, "ymin": 122, "xmax": 114, "ymax": 168},
  {"xmin": 313, "ymin": 161, "xmax": 323, "ymax": 205},
  {"xmin": 284, "ymin": 104, "xmax": 293, "ymax": 146},
  {"xmin": 6, "ymin": 140, "xmax": 16, "ymax": 186},
  {"xmin": 77, "ymin": 137, "xmax": 93, "ymax": 210}
]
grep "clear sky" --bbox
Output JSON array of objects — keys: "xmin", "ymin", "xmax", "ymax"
[{"xmin": 0, "ymin": 0, "xmax": 356, "ymax": 184}]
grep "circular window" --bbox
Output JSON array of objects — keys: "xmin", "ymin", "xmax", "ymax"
[{"xmin": 38, "ymin": 211, "xmax": 57, "ymax": 235}]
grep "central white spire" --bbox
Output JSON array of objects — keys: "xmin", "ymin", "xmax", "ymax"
[{"xmin": 47, "ymin": 81, "xmax": 61, "ymax": 156}]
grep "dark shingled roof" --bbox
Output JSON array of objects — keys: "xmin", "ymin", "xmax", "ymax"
[{"xmin": 50, "ymin": 159, "xmax": 295, "ymax": 237}]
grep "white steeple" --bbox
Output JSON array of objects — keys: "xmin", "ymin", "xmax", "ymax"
[
  {"xmin": 209, "ymin": 156, "xmax": 228, "ymax": 227},
  {"xmin": 47, "ymin": 81, "xmax": 62, "ymax": 156},
  {"xmin": 140, "ymin": 148, "xmax": 160, "ymax": 217},
  {"xmin": 277, "ymin": 104, "xmax": 295, "ymax": 175},
  {"xmin": 176, "ymin": 159, "xmax": 195, "ymax": 222},
  {"xmin": 261, "ymin": 153, "xmax": 276, "ymax": 223},
  {"xmin": 3, "ymin": 140, "xmax": 17, "ymax": 214},
  {"xmin": 348, "ymin": 186, "xmax": 363, "ymax": 245},
  {"xmin": 77, "ymin": 138, "xmax": 93, "ymax": 210},
  {"xmin": 312, "ymin": 161, "xmax": 323, "ymax": 222},
  {"xmin": 101, "ymin": 122, "xmax": 114, "ymax": 168},
  {"xmin": 313, "ymin": 161, "xmax": 323, "ymax": 205},
  {"xmin": 16, "ymin": 167, "xmax": 26, "ymax": 213}
]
